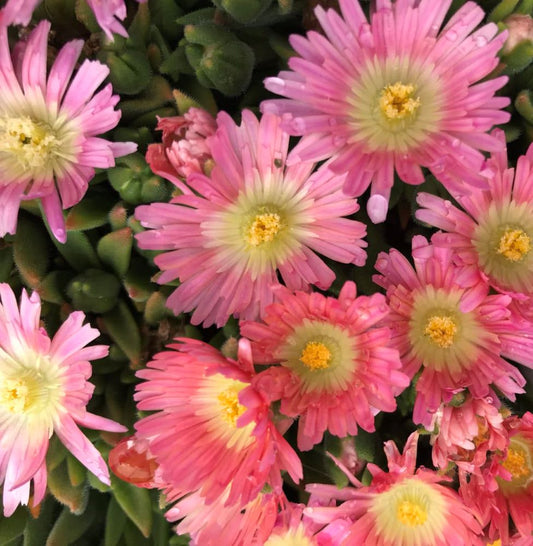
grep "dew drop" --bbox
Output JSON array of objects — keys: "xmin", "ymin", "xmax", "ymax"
[
  {"xmin": 292, "ymin": 118, "xmax": 306, "ymax": 133},
  {"xmin": 451, "ymin": 138, "xmax": 460, "ymax": 148},
  {"xmin": 332, "ymin": 135, "xmax": 347, "ymax": 147},
  {"xmin": 445, "ymin": 30, "xmax": 457, "ymax": 42},
  {"xmin": 474, "ymin": 35, "xmax": 488, "ymax": 47}
]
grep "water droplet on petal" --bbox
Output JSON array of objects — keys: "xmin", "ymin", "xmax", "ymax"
[
  {"xmin": 451, "ymin": 138, "xmax": 460, "ymax": 148},
  {"xmin": 332, "ymin": 135, "xmax": 347, "ymax": 147},
  {"xmin": 474, "ymin": 36, "xmax": 488, "ymax": 47},
  {"xmin": 445, "ymin": 30, "xmax": 457, "ymax": 42}
]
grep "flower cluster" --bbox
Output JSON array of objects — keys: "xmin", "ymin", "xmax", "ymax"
[{"xmin": 2, "ymin": 0, "xmax": 533, "ymax": 545}]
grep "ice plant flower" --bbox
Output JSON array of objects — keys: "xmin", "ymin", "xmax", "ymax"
[
  {"xmin": 241, "ymin": 282, "xmax": 408, "ymax": 450},
  {"xmin": 134, "ymin": 337, "xmax": 302, "ymax": 508},
  {"xmin": 86, "ymin": 0, "xmax": 147, "ymax": 41},
  {"xmin": 135, "ymin": 110, "xmax": 367, "ymax": 327},
  {"xmin": 165, "ymin": 489, "xmax": 281, "ymax": 546},
  {"xmin": 145, "ymin": 108, "xmax": 217, "ymax": 194},
  {"xmin": 459, "ymin": 412, "xmax": 533, "ymax": 543},
  {"xmin": 429, "ymin": 394, "xmax": 509, "ymax": 473},
  {"xmin": 0, "ymin": 0, "xmax": 39, "ymax": 26},
  {"xmin": 305, "ymin": 432, "xmax": 483, "ymax": 545},
  {"xmin": 373, "ymin": 236, "xmax": 533, "ymax": 426},
  {"xmin": 0, "ymin": 20, "xmax": 136, "ymax": 242},
  {"xmin": 0, "ymin": 283, "xmax": 126, "ymax": 517},
  {"xmin": 262, "ymin": 0, "xmax": 510, "ymax": 222},
  {"xmin": 417, "ymin": 130, "xmax": 533, "ymax": 302}
]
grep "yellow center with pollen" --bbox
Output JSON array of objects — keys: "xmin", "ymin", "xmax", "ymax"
[
  {"xmin": 424, "ymin": 315, "xmax": 457, "ymax": 348},
  {"xmin": 502, "ymin": 445, "xmax": 530, "ymax": 479},
  {"xmin": 299, "ymin": 341, "xmax": 331, "ymax": 371},
  {"xmin": 0, "ymin": 115, "xmax": 60, "ymax": 170},
  {"xmin": 497, "ymin": 228, "xmax": 531, "ymax": 262},
  {"xmin": 0, "ymin": 378, "xmax": 30, "ymax": 413},
  {"xmin": 217, "ymin": 386, "xmax": 246, "ymax": 427},
  {"xmin": 396, "ymin": 499, "xmax": 428, "ymax": 527},
  {"xmin": 246, "ymin": 213, "xmax": 281, "ymax": 246},
  {"xmin": 487, "ymin": 541, "xmax": 501, "ymax": 546},
  {"xmin": 379, "ymin": 82, "xmax": 421, "ymax": 121}
]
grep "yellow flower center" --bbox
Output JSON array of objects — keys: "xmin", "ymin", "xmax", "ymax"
[
  {"xmin": 379, "ymin": 82, "xmax": 421, "ymax": 121},
  {"xmin": 487, "ymin": 541, "xmax": 501, "ymax": 546},
  {"xmin": 424, "ymin": 315, "xmax": 457, "ymax": 348},
  {"xmin": 496, "ymin": 228, "xmax": 531, "ymax": 262},
  {"xmin": 264, "ymin": 525, "xmax": 314, "ymax": 546},
  {"xmin": 217, "ymin": 386, "xmax": 246, "ymax": 427},
  {"xmin": 502, "ymin": 445, "xmax": 530, "ymax": 479},
  {"xmin": 0, "ymin": 115, "xmax": 60, "ymax": 170},
  {"xmin": 246, "ymin": 212, "xmax": 281, "ymax": 246},
  {"xmin": 0, "ymin": 378, "xmax": 30, "ymax": 413},
  {"xmin": 299, "ymin": 341, "xmax": 331, "ymax": 371},
  {"xmin": 396, "ymin": 499, "xmax": 428, "ymax": 527}
]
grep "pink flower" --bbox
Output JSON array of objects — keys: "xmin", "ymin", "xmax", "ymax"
[
  {"xmin": 0, "ymin": 0, "xmax": 39, "ymax": 26},
  {"xmin": 134, "ymin": 337, "xmax": 302, "ymax": 508},
  {"xmin": 460, "ymin": 412, "xmax": 533, "ymax": 544},
  {"xmin": 241, "ymin": 282, "xmax": 408, "ymax": 450},
  {"xmin": 262, "ymin": 0, "xmax": 510, "ymax": 223},
  {"xmin": 0, "ymin": 283, "xmax": 126, "ymax": 517},
  {"xmin": 373, "ymin": 236, "xmax": 533, "ymax": 426},
  {"xmin": 306, "ymin": 432, "xmax": 483, "ymax": 545},
  {"xmin": 417, "ymin": 130, "xmax": 533, "ymax": 302},
  {"xmin": 86, "ymin": 0, "xmax": 146, "ymax": 41},
  {"xmin": 166, "ymin": 490, "xmax": 281, "ymax": 546},
  {"xmin": 0, "ymin": 0, "xmax": 145, "ymax": 41},
  {"xmin": 145, "ymin": 108, "xmax": 217, "ymax": 194},
  {"xmin": 429, "ymin": 394, "xmax": 509, "ymax": 474},
  {"xmin": 0, "ymin": 21, "xmax": 136, "ymax": 242},
  {"xmin": 135, "ymin": 110, "xmax": 367, "ymax": 327}
]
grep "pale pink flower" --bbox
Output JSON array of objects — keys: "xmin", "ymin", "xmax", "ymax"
[
  {"xmin": 417, "ymin": 130, "xmax": 533, "ymax": 302},
  {"xmin": 262, "ymin": 0, "xmax": 510, "ymax": 223},
  {"xmin": 0, "ymin": 0, "xmax": 39, "ymax": 26},
  {"xmin": 241, "ymin": 282, "xmax": 408, "ymax": 450},
  {"xmin": 135, "ymin": 110, "xmax": 367, "ymax": 327},
  {"xmin": 134, "ymin": 337, "xmax": 302, "ymax": 508},
  {"xmin": 145, "ymin": 108, "xmax": 217, "ymax": 194},
  {"xmin": 306, "ymin": 432, "xmax": 483, "ymax": 545},
  {"xmin": 373, "ymin": 236, "xmax": 533, "ymax": 426},
  {"xmin": 429, "ymin": 394, "xmax": 509, "ymax": 474},
  {"xmin": 0, "ymin": 21, "xmax": 136, "ymax": 242},
  {"xmin": 86, "ymin": 0, "xmax": 146, "ymax": 41},
  {"xmin": 0, "ymin": 283, "xmax": 126, "ymax": 517},
  {"xmin": 460, "ymin": 412, "xmax": 533, "ymax": 544}
]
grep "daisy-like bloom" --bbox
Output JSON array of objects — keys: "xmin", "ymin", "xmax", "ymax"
[
  {"xmin": 306, "ymin": 432, "xmax": 483, "ymax": 545},
  {"xmin": 166, "ymin": 489, "xmax": 281, "ymax": 546},
  {"xmin": 135, "ymin": 110, "xmax": 367, "ymax": 327},
  {"xmin": 145, "ymin": 108, "xmax": 217, "ymax": 194},
  {"xmin": 460, "ymin": 412, "xmax": 533, "ymax": 544},
  {"xmin": 373, "ymin": 236, "xmax": 533, "ymax": 427},
  {"xmin": 134, "ymin": 337, "xmax": 302, "ymax": 508},
  {"xmin": 417, "ymin": 130, "xmax": 533, "ymax": 303},
  {"xmin": 0, "ymin": 0, "xmax": 39, "ymax": 26},
  {"xmin": 0, "ymin": 21, "xmax": 136, "ymax": 242},
  {"xmin": 241, "ymin": 282, "xmax": 409, "ymax": 450},
  {"xmin": 429, "ymin": 394, "xmax": 509, "ymax": 474},
  {"xmin": 0, "ymin": 283, "xmax": 126, "ymax": 517},
  {"xmin": 86, "ymin": 0, "xmax": 146, "ymax": 41},
  {"xmin": 262, "ymin": 0, "xmax": 510, "ymax": 223}
]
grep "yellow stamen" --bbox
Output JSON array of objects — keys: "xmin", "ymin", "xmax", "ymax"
[
  {"xmin": 497, "ymin": 228, "xmax": 531, "ymax": 262},
  {"xmin": 0, "ymin": 378, "xmax": 29, "ymax": 413},
  {"xmin": 217, "ymin": 386, "xmax": 246, "ymax": 427},
  {"xmin": 502, "ymin": 445, "xmax": 530, "ymax": 479},
  {"xmin": 424, "ymin": 315, "xmax": 457, "ymax": 348},
  {"xmin": 299, "ymin": 341, "xmax": 331, "ymax": 371},
  {"xmin": 246, "ymin": 213, "xmax": 281, "ymax": 246},
  {"xmin": 379, "ymin": 82, "xmax": 421, "ymax": 121},
  {"xmin": 396, "ymin": 499, "xmax": 428, "ymax": 527},
  {"xmin": 487, "ymin": 541, "xmax": 501, "ymax": 546},
  {"xmin": 0, "ymin": 115, "xmax": 60, "ymax": 170}
]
